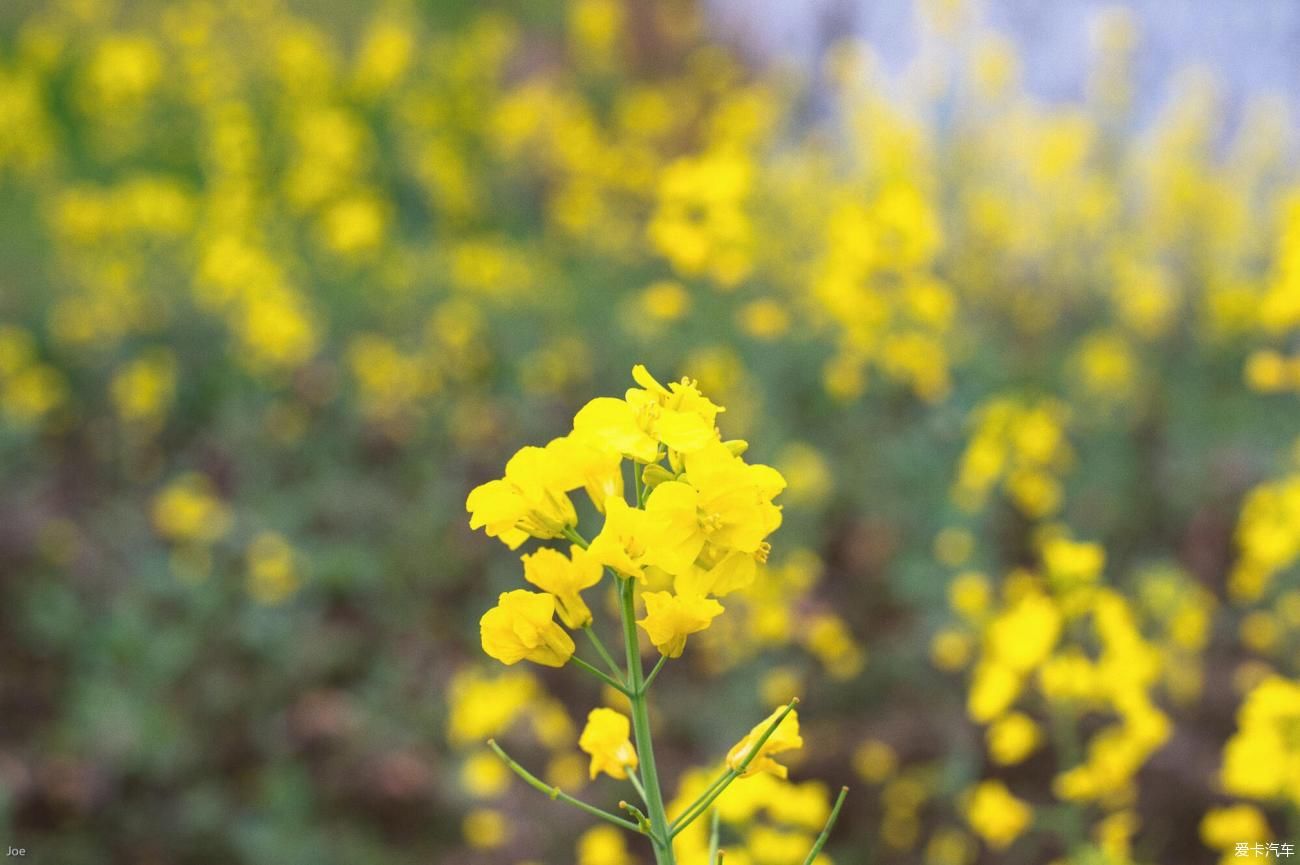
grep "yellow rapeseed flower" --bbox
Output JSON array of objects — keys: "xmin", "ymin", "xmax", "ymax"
[
  {"xmin": 578, "ymin": 708, "xmax": 639, "ymax": 780},
  {"xmin": 637, "ymin": 591, "xmax": 724, "ymax": 658},
  {"xmin": 573, "ymin": 364, "xmax": 722, "ymax": 461},
  {"xmin": 641, "ymin": 442, "xmax": 784, "ymax": 574},
  {"xmin": 522, "ymin": 545, "xmax": 603, "ymax": 629},
  {"xmin": 588, "ymin": 495, "xmax": 654, "ymax": 579},
  {"xmin": 479, "ymin": 590, "xmax": 575, "ymax": 668},
  {"xmin": 726, "ymin": 706, "xmax": 802, "ymax": 778},
  {"xmin": 466, "ymin": 446, "xmax": 579, "ymax": 549}
]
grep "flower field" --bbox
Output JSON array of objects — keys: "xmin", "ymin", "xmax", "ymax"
[{"xmin": 2, "ymin": 1, "xmax": 1299, "ymax": 863}]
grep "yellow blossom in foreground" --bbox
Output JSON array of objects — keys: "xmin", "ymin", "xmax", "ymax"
[
  {"xmin": 572, "ymin": 395, "xmax": 661, "ymax": 463},
  {"xmin": 522, "ymin": 545, "xmax": 603, "ymax": 628},
  {"xmin": 572, "ymin": 364, "xmax": 722, "ymax": 461},
  {"xmin": 726, "ymin": 706, "xmax": 802, "ymax": 778},
  {"xmin": 588, "ymin": 495, "xmax": 654, "ymax": 578},
  {"xmin": 480, "ymin": 590, "xmax": 575, "ymax": 668},
  {"xmin": 466, "ymin": 446, "xmax": 578, "ymax": 549},
  {"xmin": 964, "ymin": 780, "xmax": 1032, "ymax": 850},
  {"xmin": 638, "ymin": 591, "xmax": 724, "ymax": 658},
  {"xmin": 548, "ymin": 432, "xmax": 625, "ymax": 513},
  {"xmin": 671, "ymin": 550, "xmax": 759, "ymax": 598},
  {"xmin": 578, "ymin": 708, "xmax": 638, "ymax": 780}
]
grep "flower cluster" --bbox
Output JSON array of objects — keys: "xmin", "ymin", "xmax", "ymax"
[
  {"xmin": 466, "ymin": 365, "xmax": 844, "ymax": 864},
  {"xmin": 472, "ymin": 364, "xmax": 785, "ymax": 668}
]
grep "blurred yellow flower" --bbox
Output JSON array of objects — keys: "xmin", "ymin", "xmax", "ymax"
[
  {"xmin": 930, "ymin": 628, "xmax": 973, "ymax": 671},
  {"xmin": 1201, "ymin": 804, "xmax": 1271, "ymax": 857},
  {"xmin": 963, "ymin": 780, "xmax": 1031, "ymax": 850},
  {"xmin": 446, "ymin": 669, "xmax": 539, "ymax": 746},
  {"xmin": 111, "ymin": 349, "xmax": 177, "ymax": 425},
  {"xmin": 463, "ymin": 807, "xmax": 507, "ymax": 849},
  {"xmin": 461, "ymin": 751, "xmax": 510, "ymax": 799},
  {"xmin": 986, "ymin": 712, "xmax": 1041, "ymax": 765},
  {"xmin": 577, "ymin": 824, "xmax": 633, "ymax": 865},
  {"xmin": 151, "ymin": 473, "xmax": 232, "ymax": 545},
  {"xmin": 852, "ymin": 739, "xmax": 897, "ymax": 783},
  {"xmin": 246, "ymin": 531, "xmax": 300, "ymax": 605},
  {"xmin": 1222, "ymin": 676, "xmax": 1300, "ymax": 806},
  {"xmin": 737, "ymin": 299, "xmax": 790, "ymax": 340},
  {"xmin": 637, "ymin": 280, "xmax": 691, "ymax": 322}
]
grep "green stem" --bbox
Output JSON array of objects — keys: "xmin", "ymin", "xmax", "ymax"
[
  {"xmin": 670, "ymin": 698, "xmax": 800, "ymax": 837},
  {"xmin": 620, "ymin": 575, "xmax": 675, "ymax": 863},
  {"xmin": 642, "ymin": 654, "xmax": 668, "ymax": 693},
  {"xmin": 571, "ymin": 655, "xmax": 630, "ymax": 695},
  {"xmin": 672, "ymin": 771, "xmax": 736, "ymax": 836},
  {"xmin": 620, "ymin": 800, "xmax": 652, "ymax": 833},
  {"xmin": 487, "ymin": 739, "xmax": 641, "ymax": 834},
  {"xmin": 583, "ymin": 625, "xmax": 625, "ymax": 681},
  {"xmin": 669, "ymin": 767, "xmax": 731, "ymax": 829},
  {"xmin": 707, "ymin": 808, "xmax": 721, "ymax": 864},
  {"xmin": 626, "ymin": 763, "xmax": 649, "ymax": 805},
  {"xmin": 563, "ymin": 526, "xmax": 590, "ymax": 549},
  {"xmin": 633, "ymin": 460, "xmax": 644, "ymax": 508},
  {"xmin": 800, "ymin": 787, "xmax": 849, "ymax": 865}
]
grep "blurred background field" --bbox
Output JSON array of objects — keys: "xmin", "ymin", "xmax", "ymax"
[{"xmin": 3, "ymin": 0, "xmax": 1300, "ymax": 863}]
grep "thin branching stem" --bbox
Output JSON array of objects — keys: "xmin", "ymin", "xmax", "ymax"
[
  {"xmin": 583, "ymin": 625, "xmax": 625, "ymax": 681},
  {"xmin": 563, "ymin": 526, "xmax": 590, "ymax": 549},
  {"xmin": 800, "ymin": 787, "xmax": 849, "ymax": 865},
  {"xmin": 669, "ymin": 767, "xmax": 731, "ymax": 830},
  {"xmin": 619, "ymin": 575, "xmax": 675, "ymax": 863},
  {"xmin": 669, "ymin": 698, "xmax": 800, "ymax": 838},
  {"xmin": 642, "ymin": 654, "xmax": 667, "ymax": 693},
  {"xmin": 487, "ymin": 739, "xmax": 641, "ymax": 833},
  {"xmin": 626, "ymin": 763, "xmax": 649, "ymax": 806},
  {"xmin": 571, "ymin": 655, "xmax": 630, "ymax": 695}
]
